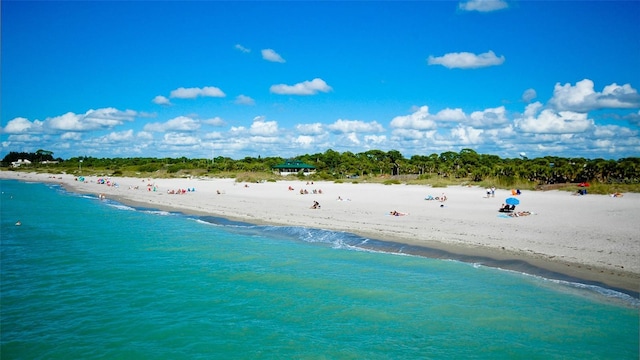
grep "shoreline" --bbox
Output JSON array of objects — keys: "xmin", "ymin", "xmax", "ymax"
[{"xmin": 2, "ymin": 170, "xmax": 639, "ymax": 297}]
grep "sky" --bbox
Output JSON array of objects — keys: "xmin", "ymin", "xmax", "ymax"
[{"xmin": 1, "ymin": 0, "xmax": 639, "ymax": 160}]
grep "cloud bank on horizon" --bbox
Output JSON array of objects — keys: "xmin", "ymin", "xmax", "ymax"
[{"xmin": 1, "ymin": 0, "xmax": 639, "ymax": 160}]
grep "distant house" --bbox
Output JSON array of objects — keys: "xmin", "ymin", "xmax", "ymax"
[
  {"xmin": 41, "ymin": 160, "xmax": 59, "ymax": 165},
  {"xmin": 11, "ymin": 159, "xmax": 32, "ymax": 167},
  {"xmin": 272, "ymin": 160, "xmax": 316, "ymax": 176}
]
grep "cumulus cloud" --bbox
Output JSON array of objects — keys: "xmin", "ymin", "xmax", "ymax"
[
  {"xmin": 468, "ymin": 106, "xmax": 509, "ymax": 128},
  {"xmin": 235, "ymin": 95, "xmax": 255, "ymax": 105},
  {"xmin": 162, "ymin": 132, "xmax": 201, "ymax": 146},
  {"xmin": 450, "ymin": 125, "xmax": 484, "ymax": 145},
  {"xmin": 202, "ymin": 117, "xmax": 226, "ymax": 127},
  {"xmin": 364, "ymin": 135, "xmax": 387, "ymax": 145},
  {"xmin": 261, "ymin": 48, "xmax": 285, "ymax": 63},
  {"xmin": 170, "ymin": 86, "xmax": 226, "ymax": 99},
  {"xmin": 516, "ymin": 103, "xmax": 594, "ymax": 134},
  {"xmin": 326, "ymin": 119, "xmax": 384, "ymax": 134},
  {"xmin": 296, "ymin": 123, "xmax": 324, "ymax": 135},
  {"xmin": 458, "ymin": 0, "xmax": 508, "ymax": 12},
  {"xmin": 3, "ymin": 108, "xmax": 137, "ymax": 134},
  {"xmin": 294, "ymin": 135, "xmax": 315, "ymax": 147},
  {"xmin": 2, "ymin": 117, "xmax": 42, "ymax": 134},
  {"xmin": 235, "ymin": 44, "xmax": 250, "ymax": 53},
  {"xmin": 625, "ymin": 110, "xmax": 640, "ymax": 126},
  {"xmin": 548, "ymin": 79, "xmax": 640, "ymax": 112},
  {"xmin": 434, "ymin": 108, "xmax": 466, "ymax": 122},
  {"xmin": 270, "ymin": 78, "xmax": 333, "ymax": 95},
  {"xmin": 427, "ymin": 50, "xmax": 505, "ymax": 69},
  {"xmin": 143, "ymin": 116, "xmax": 201, "ymax": 132},
  {"xmin": 522, "ymin": 88, "xmax": 537, "ymax": 103},
  {"xmin": 390, "ymin": 106, "xmax": 438, "ymax": 130},
  {"xmin": 61, "ymin": 132, "xmax": 82, "ymax": 141},
  {"xmin": 152, "ymin": 95, "xmax": 171, "ymax": 105},
  {"xmin": 593, "ymin": 124, "xmax": 638, "ymax": 139},
  {"xmin": 102, "ymin": 129, "xmax": 135, "ymax": 142},
  {"xmin": 249, "ymin": 116, "xmax": 278, "ymax": 136}
]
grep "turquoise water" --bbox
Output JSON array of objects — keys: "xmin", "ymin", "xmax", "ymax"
[{"xmin": 1, "ymin": 179, "xmax": 638, "ymax": 359}]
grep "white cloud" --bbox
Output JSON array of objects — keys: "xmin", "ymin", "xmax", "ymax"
[
  {"xmin": 296, "ymin": 123, "xmax": 324, "ymax": 135},
  {"xmin": 522, "ymin": 88, "xmax": 537, "ymax": 103},
  {"xmin": 137, "ymin": 131, "xmax": 154, "ymax": 140},
  {"xmin": 143, "ymin": 116, "xmax": 200, "ymax": 132},
  {"xmin": 2, "ymin": 117, "xmax": 42, "ymax": 134},
  {"xmin": 202, "ymin": 117, "xmax": 226, "ymax": 127},
  {"xmin": 516, "ymin": 109, "xmax": 594, "ymax": 134},
  {"xmin": 346, "ymin": 133, "xmax": 360, "ymax": 145},
  {"xmin": 326, "ymin": 119, "xmax": 384, "ymax": 134},
  {"xmin": 270, "ymin": 78, "xmax": 332, "ymax": 95},
  {"xmin": 261, "ymin": 48, "xmax": 285, "ymax": 63},
  {"xmin": 468, "ymin": 106, "xmax": 509, "ymax": 128},
  {"xmin": 294, "ymin": 135, "xmax": 315, "ymax": 147},
  {"xmin": 27, "ymin": 108, "xmax": 137, "ymax": 132},
  {"xmin": 390, "ymin": 106, "xmax": 437, "ymax": 130},
  {"xmin": 434, "ymin": 108, "xmax": 466, "ymax": 122},
  {"xmin": 548, "ymin": 79, "xmax": 640, "ymax": 112},
  {"xmin": 152, "ymin": 95, "xmax": 171, "ymax": 105},
  {"xmin": 249, "ymin": 116, "xmax": 278, "ymax": 136},
  {"xmin": 103, "ymin": 129, "xmax": 135, "ymax": 142},
  {"xmin": 364, "ymin": 135, "xmax": 387, "ymax": 144},
  {"xmin": 458, "ymin": 0, "xmax": 508, "ymax": 12},
  {"xmin": 60, "ymin": 132, "xmax": 82, "ymax": 141},
  {"xmin": 593, "ymin": 124, "xmax": 637, "ymax": 139},
  {"xmin": 235, "ymin": 44, "xmax": 250, "ymax": 53},
  {"xmin": 450, "ymin": 125, "xmax": 484, "ymax": 145},
  {"xmin": 170, "ymin": 86, "xmax": 226, "ymax": 99},
  {"xmin": 625, "ymin": 110, "xmax": 640, "ymax": 126},
  {"xmin": 427, "ymin": 50, "xmax": 505, "ymax": 69},
  {"xmin": 162, "ymin": 132, "xmax": 201, "ymax": 146},
  {"xmin": 391, "ymin": 128, "xmax": 429, "ymax": 140},
  {"xmin": 235, "ymin": 95, "xmax": 255, "ymax": 105}
]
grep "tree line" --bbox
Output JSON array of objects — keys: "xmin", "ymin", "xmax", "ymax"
[{"xmin": 2, "ymin": 148, "xmax": 639, "ymax": 185}]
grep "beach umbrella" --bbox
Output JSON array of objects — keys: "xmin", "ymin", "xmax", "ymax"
[{"xmin": 505, "ymin": 197, "xmax": 520, "ymax": 206}]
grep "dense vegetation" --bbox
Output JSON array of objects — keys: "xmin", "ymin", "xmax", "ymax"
[{"xmin": 2, "ymin": 149, "xmax": 639, "ymax": 193}]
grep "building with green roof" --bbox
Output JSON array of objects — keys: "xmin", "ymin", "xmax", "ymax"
[{"xmin": 272, "ymin": 159, "xmax": 316, "ymax": 176}]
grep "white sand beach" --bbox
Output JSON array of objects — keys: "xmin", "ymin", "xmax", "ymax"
[{"xmin": 3, "ymin": 171, "xmax": 639, "ymax": 294}]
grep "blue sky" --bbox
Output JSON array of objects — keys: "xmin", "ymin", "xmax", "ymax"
[{"xmin": 2, "ymin": 0, "xmax": 639, "ymax": 160}]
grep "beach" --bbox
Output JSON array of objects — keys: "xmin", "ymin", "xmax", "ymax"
[{"xmin": 2, "ymin": 170, "xmax": 639, "ymax": 294}]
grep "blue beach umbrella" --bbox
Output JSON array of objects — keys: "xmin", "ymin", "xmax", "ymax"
[{"xmin": 505, "ymin": 197, "xmax": 520, "ymax": 206}]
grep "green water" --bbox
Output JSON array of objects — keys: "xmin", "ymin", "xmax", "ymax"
[{"xmin": 1, "ymin": 180, "xmax": 638, "ymax": 359}]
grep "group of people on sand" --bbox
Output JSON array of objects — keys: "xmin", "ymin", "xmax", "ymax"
[
  {"xmin": 300, "ymin": 188, "xmax": 322, "ymax": 195},
  {"xmin": 508, "ymin": 211, "xmax": 532, "ymax": 217},
  {"xmin": 167, "ymin": 188, "xmax": 195, "ymax": 195},
  {"xmin": 424, "ymin": 193, "xmax": 447, "ymax": 202}
]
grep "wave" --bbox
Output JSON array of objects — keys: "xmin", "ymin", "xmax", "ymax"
[{"xmin": 97, "ymin": 195, "xmax": 640, "ymax": 306}]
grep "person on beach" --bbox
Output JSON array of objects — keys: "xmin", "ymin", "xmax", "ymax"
[
  {"xmin": 311, "ymin": 201, "xmax": 321, "ymax": 209},
  {"xmin": 390, "ymin": 210, "xmax": 407, "ymax": 216}
]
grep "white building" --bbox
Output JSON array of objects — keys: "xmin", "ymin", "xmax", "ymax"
[{"xmin": 11, "ymin": 159, "xmax": 32, "ymax": 167}]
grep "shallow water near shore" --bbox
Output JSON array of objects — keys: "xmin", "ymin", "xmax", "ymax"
[{"xmin": 2, "ymin": 179, "xmax": 638, "ymax": 359}]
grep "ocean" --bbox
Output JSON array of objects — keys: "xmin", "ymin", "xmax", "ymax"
[{"xmin": 1, "ymin": 179, "xmax": 638, "ymax": 359}]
